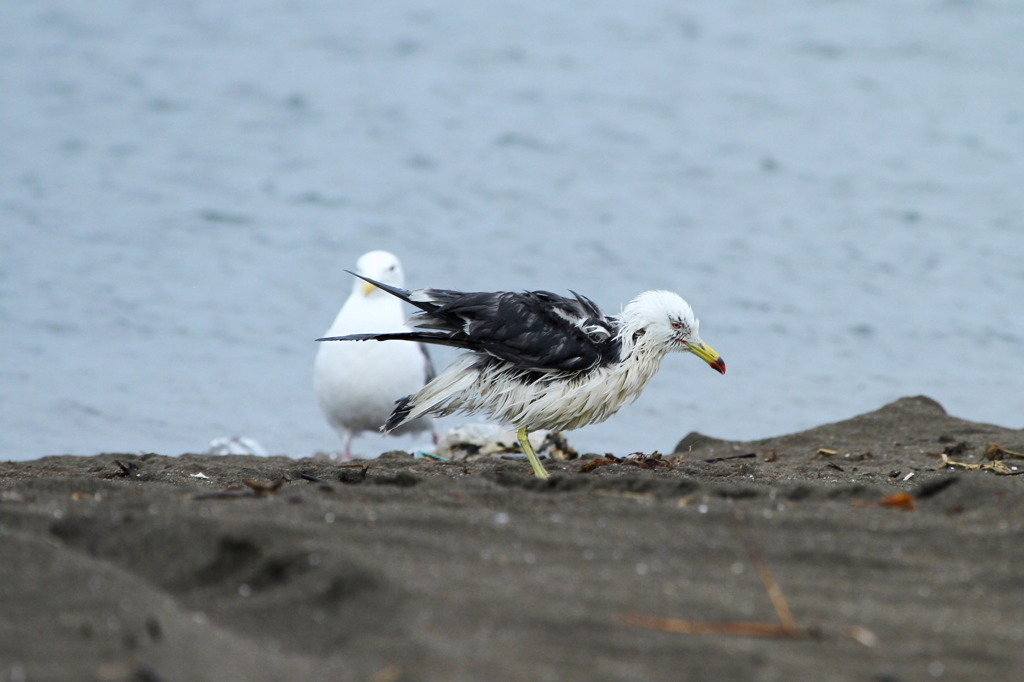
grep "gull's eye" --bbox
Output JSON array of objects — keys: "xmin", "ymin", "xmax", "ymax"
[{"xmin": 671, "ymin": 321, "xmax": 683, "ymax": 330}]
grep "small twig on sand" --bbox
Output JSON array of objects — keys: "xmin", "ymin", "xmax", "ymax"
[
  {"xmin": 621, "ymin": 614, "xmax": 798, "ymax": 638},
  {"xmin": 939, "ymin": 453, "xmax": 1024, "ymax": 476},
  {"xmin": 737, "ymin": 518, "xmax": 798, "ymax": 633},
  {"xmin": 622, "ymin": 512, "xmax": 875, "ymax": 645},
  {"xmin": 623, "ymin": 511, "xmax": 803, "ymax": 639},
  {"xmin": 703, "ymin": 453, "xmax": 757, "ymax": 464}
]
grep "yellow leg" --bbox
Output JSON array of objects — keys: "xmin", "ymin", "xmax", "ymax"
[{"xmin": 518, "ymin": 427, "xmax": 550, "ymax": 479}]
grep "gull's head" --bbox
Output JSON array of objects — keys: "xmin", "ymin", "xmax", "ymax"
[
  {"xmin": 354, "ymin": 250, "xmax": 404, "ymax": 297},
  {"xmin": 622, "ymin": 290, "xmax": 726, "ymax": 374}
]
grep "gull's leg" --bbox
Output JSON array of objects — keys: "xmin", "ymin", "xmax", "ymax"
[{"xmin": 517, "ymin": 427, "xmax": 550, "ymax": 479}]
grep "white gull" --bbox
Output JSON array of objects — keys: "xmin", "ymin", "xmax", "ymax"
[{"xmin": 313, "ymin": 251, "xmax": 435, "ymax": 458}]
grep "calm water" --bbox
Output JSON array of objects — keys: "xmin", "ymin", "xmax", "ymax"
[{"xmin": 2, "ymin": 1, "xmax": 1023, "ymax": 460}]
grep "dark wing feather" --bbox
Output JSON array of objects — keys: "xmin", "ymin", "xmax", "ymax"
[
  {"xmin": 322, "ymin": 274, "xmax": 621, "ymax": 372},
  {"xmin": 415, "ymin": 289, "xmax": 620, "ymax": 372}
]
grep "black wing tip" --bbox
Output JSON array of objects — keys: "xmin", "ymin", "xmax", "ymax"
[
  {"xmin": 316, "ymin": 334, "xmax": 379, "ymax": 342},
  {"xmin": 346, "ymin": 270, "xmax": 412, "ymax": 299},
  {"xmin": 383, "ymin": 395, "xmax": 414, "ymax": 433}
]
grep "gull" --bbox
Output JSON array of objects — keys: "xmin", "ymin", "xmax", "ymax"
[
  {"xmin": 317, "ymin": 273, "xmax": 725, "ymax": 477},
  {"xmin": 313, "ymin": 251, "xmax": 435, "ymax": 458}
]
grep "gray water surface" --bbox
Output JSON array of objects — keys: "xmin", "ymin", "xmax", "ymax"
[{"xmin": 2, "ymin": 1, "xmax": 1022, "ymax": 460}]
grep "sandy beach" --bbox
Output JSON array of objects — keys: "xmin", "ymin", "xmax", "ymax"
[{"xmin": 2, "ymin": 395, "xmax": 1023, "ymax": 681}]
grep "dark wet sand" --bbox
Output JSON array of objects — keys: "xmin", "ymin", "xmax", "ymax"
[{"xmin": 2, "ymin": 396, "xmax": 1023, "ymax": 681}]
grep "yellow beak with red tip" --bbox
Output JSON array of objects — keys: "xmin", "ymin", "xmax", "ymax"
[{"xmin": 690, "ymin": 342, "xmax": 726, "ymax": 374}]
